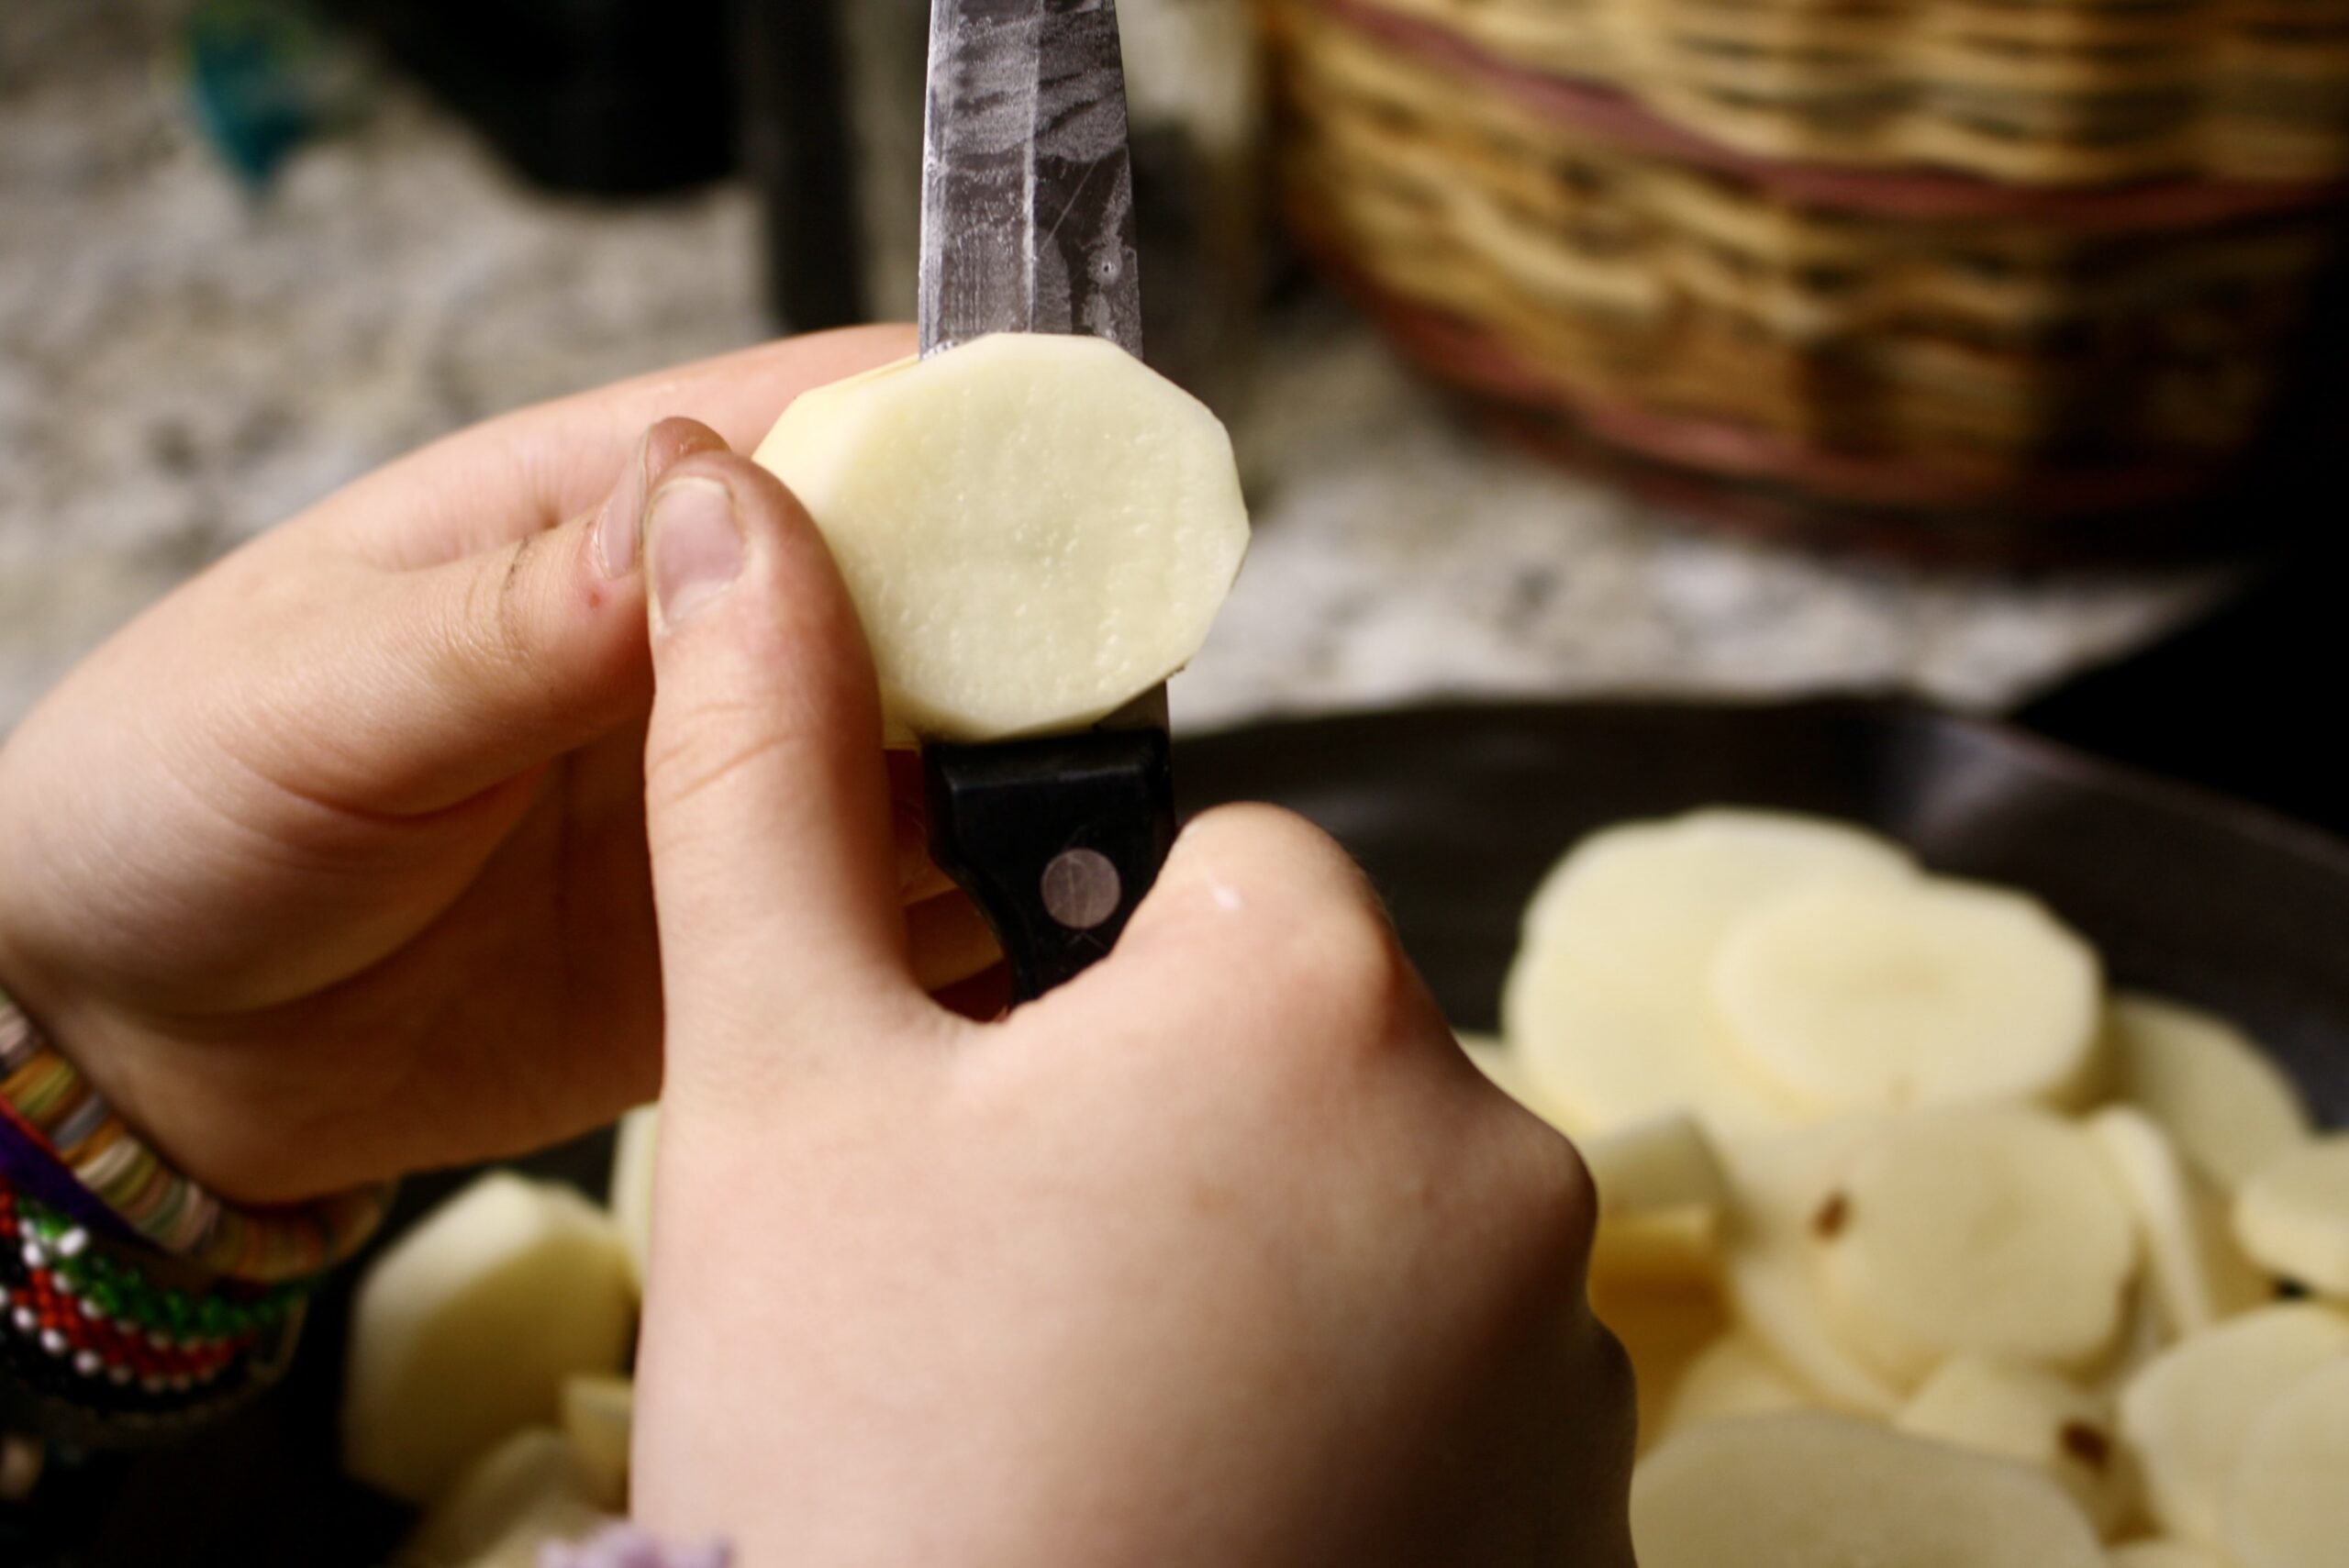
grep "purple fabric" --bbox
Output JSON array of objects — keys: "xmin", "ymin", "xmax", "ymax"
[
  {"xmin": 540, "ymin": 1526, "xmax": 732, "ymax": 1568},
  {"xmin": 0, "ymin": 1112, "xmax": 139, "ymax": 1241}
]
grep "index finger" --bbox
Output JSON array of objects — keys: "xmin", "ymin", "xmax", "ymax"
[{"xmin": 314, "ymin": 325, "xmax": 917, "ymax": 569}]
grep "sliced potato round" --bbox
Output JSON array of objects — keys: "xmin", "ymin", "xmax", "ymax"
[
  {"xmin": 2118, "ymin": 1302, "xmax": 2349, "ymax": 1545},
  {"xmin": 1712, "ymin": 879, "xmax": 2103, "ymax": 1115},
  {"xmin": 403, "ymin": 1427, "xmax": 604, "ymax": 1568},
  {"xmin": 1593, "ymin": 1208, "xmax": 1723, "ymax": 1292},
  {"xmin": 1661, "ymin": 1334, "xmax": 1813, "ymax": 1439},
  {"xmin": 1592, "ymin": 1277, "xmax": 1731, "ymax": 1450},
  {"xmin": 344, "ymin": 1174, "xmax": 637, "ymax": 1505},
  {"xmin": 607, "ymin": 1104, "xmax": 659, "ymax": 1290},
  {"xmin": 1720, "ymin": 1122, "xmax": 1906, "ymax": 1417},
  {"xmin": 1584, "ymin": 1113, "xmax": 1729, "ymax": 1218},
  {"xmin": 1894, "ymin": 1355, "xmax": 2132, "ymax": 1536},
  {"xmin": 2112, "ymin": 995, "xmax": 2313, "ymax": 1194},
  {"xmin": 2108, "ymin": 1542, "xmax": 2232, "ymax": 1568},
  {"xmin": 1520, "ymin": 810, "xmax": 1917, "ymax": 951},
  {"xmin": 2233, "ymin": 1135, "xmax": 2349, "ymax": 1297},
  {"xmin": 560, "ymin": 1374, "xmax": 635, "ymax": 1513},
  {"xmin": 1506, "ymin": 811, "xmax": 1914, "ymax": 1136},
  {"xmin": 753, "ymin": 335, "xmax": 1249, "ymax": 743},
  {"xmin": 1631, "ymin": 1411, "xmax": 2106, "ymax": 1568},
  {"xmin": 2090, "ymin": 1107, "xmax": 2273, "ymax": 1340},
  {"xmin": 1818, "ymin": 1107, "xmax": 2138, "ymax": 1384},
  {"xmin": 1505, "ymin": 962, "xmax": 1797, "ymax": 1139},
  {"xmin": 2220, "ymin": 1356, "xmax": 2349, "ymax": 1568}
]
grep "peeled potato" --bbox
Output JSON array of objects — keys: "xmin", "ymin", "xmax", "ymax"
[
  {"xmin": 402, "ymin": 1428, "xmax": 606, "ymax": 1568},
  {"xmin": 1720, "ymin": 1122, "xmax": 1906, "ymax": 1417},
  {"xmin": 464, "ymin": 1499, "xmax": 612, "ymax": 1568},
  {"xmin": 1584, "ymin": 1113, "xmax": 1729, "ymax": 1217},
  {"xmin": 753, "ymin": 335, "xmax": 1250, "ymax": 743},
  {"xmin": 345, "ymin": 1174, "xmax": 638, "ymax": 1504},
  {"xmin": 608, "ymin": 1105, "xmax": 659, "ymax": 1288},
  {"xmin": 1894, "ymin": 1356, "xmax": 2132, "ymax": 1536},
  {"xmin": 560, "ymin": 1374, "xmax": 635, "ymax": 1512},
  {"xmin": 1712, "ymin": 879, "xmax": 2104, "ymax": 1115},
  {"xmin": 1660, "ymin": 1334, "xmax": 1813, "ymax": 1439},
  {"xmin": 2219, "ymin": 1356, "xmax": 2349, "ymax": 1568},
  {"xmin": 1631, "ymin": 1411, "xmax": 2107, "ymax": 1568},
  {"xmin": 1591, "ymin": 1275, "xmax": 1731, "ymax": 1449},
  {"xmin": 2112, "ymin": 995, "xmax": 2313, "ymax": 1193},
  {"xmin": 2232, "ymin": 1135, "xmax": 2349, "ymax": 1297},
  {"xmin": 2118, "ymin": 1302, "xmax": 2349, "ymax": 1545},
  {"xmin": 2109, "ymin": 1542, "xmax": 2232, "ymax": 1568},
  {"xmin": 1593, "ymin": 1208, "xmax": 1724, "ymax": 1292},
  {"xmin": 1818, "ymin": 1106, "xmax": 2138, "ymax": 1383},
  {"xmin": 1505, "ymin": 812, "xmax": 1913, "ymax": 1136},
  {"xmin": 2090, "ymin": 1107, "xmax": 2272, "ymax": 1340}
]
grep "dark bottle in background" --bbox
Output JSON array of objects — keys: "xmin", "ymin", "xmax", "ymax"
[{"xmin": 320, "ymin": 0, "xmax": 739, "ymax": 195}]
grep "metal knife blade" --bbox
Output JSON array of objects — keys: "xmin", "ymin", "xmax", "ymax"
[
  {"xmin": 916, "ymin": 0, "xmax": 1173, "ymax": 1003},
  {"xmin": 918, "ymin": 0, "xmax": 1143, "ymax": 360}
]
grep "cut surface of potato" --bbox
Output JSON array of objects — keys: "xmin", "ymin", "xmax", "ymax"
[
  {"xmin": 1894, "ymin": 1355, "xmax": 2132, "ymax": 1535},
  {"xmin": 2118, "ymin": 1302, "xmax": 2349, "ymax": 1546},
  {"xmin": 1631, "ymin": 1412, "xmax": 2106, "ymax": 1568},
  {"xmin": 2111, "ymin": 995, "xmax": 2313, "ymax": 1193},
  {"xmin": 1583, "ymin": 1113, "xmax": 1729, "ymax": 1218},
  {"xmin": 560, "ymin": 1374, "xmax": 635, "ymax": 1512},
  {"xmin": 403, "ymin": 1428, "xmax": 599, "ymax": 1568},
  {"xmin": 2090, "ymin": 1106, "xmax": 2272, "ymax": 1340},
  {"xmin": 1593, "ymin": 1207, "xmax": 1723, "ymax": 1291},
  {"xmin": 1719, "ymin": 1122, "xmax": 1907, "ymax": 1416},
  {"xmin": 1819, "ymin": 1106, "xmax": 2137, "ymax": 1383},
  {"xmin": 2232, "ymin": 1135, "xmax": 2349, "ymax": 1297},
  {"xmin": 1660, "ymin": 1334, "xmax": 1812, "ymax": 1439},
  {"xmin": 1505, "ymin": 811, "xmax": 1913, "ymax": 1136},
  {"xmin": 345, "ymin": 1174, "xmax": 638, "ymax": 1505},
  {"xmin": 1712, "ymin": 879, "xmax": 2103, "ymax": 1115},
  {"xmin": 2220, "ymin": 1356, "xmax": 2349, "ymax": 1568},
  {"xmin": 2108, "ymin": 1542, "xmax": 2231, "ymax": 1568},
  {"xmin": 753, "ymin": 335, "xmax": 1249, "ymax": 743},
  {"xmin": 608, "ymin": 1105, "xmax": 658, "ymax": 1289},
  {"xmin": 1592, "ymin": 1277, "xmax": 1731, "ymax": 1450}
]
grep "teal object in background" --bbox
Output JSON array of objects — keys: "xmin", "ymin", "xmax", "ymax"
[{"xmin": 182, "ymin": 0, "xmax": 369, "ymax": 190}]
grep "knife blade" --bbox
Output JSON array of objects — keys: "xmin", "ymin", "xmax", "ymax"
[
  {"xmin": 916, "ymin": 0, "xmax": 1176, "ymax": 1003},
  {"xmin": 918, "ymin": 0, "xmax": 1143, "ymax": 359}
]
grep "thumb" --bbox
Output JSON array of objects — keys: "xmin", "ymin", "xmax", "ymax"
[
  {"xmin": 639, "ymin": 452, "xmax": 918, "ymax": 1075},
  {"xmin": 265, "ymin": 417, "xmax": 729, "ymax": 816}
]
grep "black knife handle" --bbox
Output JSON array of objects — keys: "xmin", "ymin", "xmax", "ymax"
[{"xmin": 922, "ymin": 730, "xmax": 1176, "ymax": 1003}]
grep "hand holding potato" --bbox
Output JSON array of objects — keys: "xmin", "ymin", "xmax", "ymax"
[
  {"xmin": 623, "ymin": 448, "xmax": 1637, "ymax": 1567},
  {"xmin": 0, "ymin": 329, "xmax": 1000, "ymax": 1205}
]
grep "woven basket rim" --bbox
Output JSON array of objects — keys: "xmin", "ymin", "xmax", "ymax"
[{"xmin": 1321, "ymin": 0, "xmax": 2349, "ymax": 226}]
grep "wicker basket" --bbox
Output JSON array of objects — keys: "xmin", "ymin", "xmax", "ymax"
[
  {"xmin": 1269, "ymin": 0, "xmax": 2349, "ymax": 535},
  {"xmin": 1346, "ymin": 0, "xmax": 2349, "ymax": 186}
]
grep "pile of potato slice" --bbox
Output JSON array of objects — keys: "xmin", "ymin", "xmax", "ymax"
[
  {"xmin": 340, "ymin": 1110, "xmax": 659, "ymax": 1566},
  {"xmin": 339, "ymin": 806, "xmax": 2347, "ymax": 1566},
  {"xmin": 1472, "ymin": 809, "xmax": 2349, "ymax": 1568}
]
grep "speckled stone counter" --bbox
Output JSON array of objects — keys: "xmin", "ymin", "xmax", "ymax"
[{"xmin": 0, "ymin": 0, "xmax": 2230, "ymax": 737}]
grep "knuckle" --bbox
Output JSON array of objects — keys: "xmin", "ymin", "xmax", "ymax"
[
  {"xmin": 1490, "ymin": 1119, "xmax": 1602, "ymax": 1275},
  {"xmin": 447, "ymin": 535, "xmax": 550, "ymax": 689},
  {"xmin": 641, "ymin": 701, "xmax": 799, "ymax": 825}
]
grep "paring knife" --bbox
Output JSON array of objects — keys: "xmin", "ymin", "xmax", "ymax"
[{"xmin": 916, "ymin": 0, "xmax": 1177, "ymax": 1003}]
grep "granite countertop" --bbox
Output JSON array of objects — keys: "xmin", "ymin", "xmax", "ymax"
[{"xmin": 0, "ymin": 0, "xmax": 2230, "ymax": 738}]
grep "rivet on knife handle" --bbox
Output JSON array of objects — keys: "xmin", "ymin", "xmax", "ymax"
[{"xmin": 922, "ymin": 729, "xmax": 1176, "ymax": 1002}]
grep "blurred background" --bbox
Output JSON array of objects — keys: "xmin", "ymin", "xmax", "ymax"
[{"xmin": 2, "ymin": 0, "xmax": 2345, "ymax": 828}]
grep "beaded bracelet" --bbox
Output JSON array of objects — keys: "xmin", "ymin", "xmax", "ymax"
[
  {"xmin": 1, "ymin": 986, "xmax": 392, "ymax": 1284},
  {"xmin": 0, "ymin": 1181, "xmax": 304, "ymax": 1445}
]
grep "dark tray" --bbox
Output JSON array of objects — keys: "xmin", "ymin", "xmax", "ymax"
[{"xmin": 51, "ymin": 699, "xmax": 2349, "ymax": 1564}]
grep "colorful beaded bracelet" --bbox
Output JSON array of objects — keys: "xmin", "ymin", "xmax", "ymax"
[
  {"xmin": 1, "ymin": 985, "xmax": 393, "ymax": 1284},
  {"xmin": 0, "ymin": 1183, "xmax": 302, "ymax": 1442}
]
